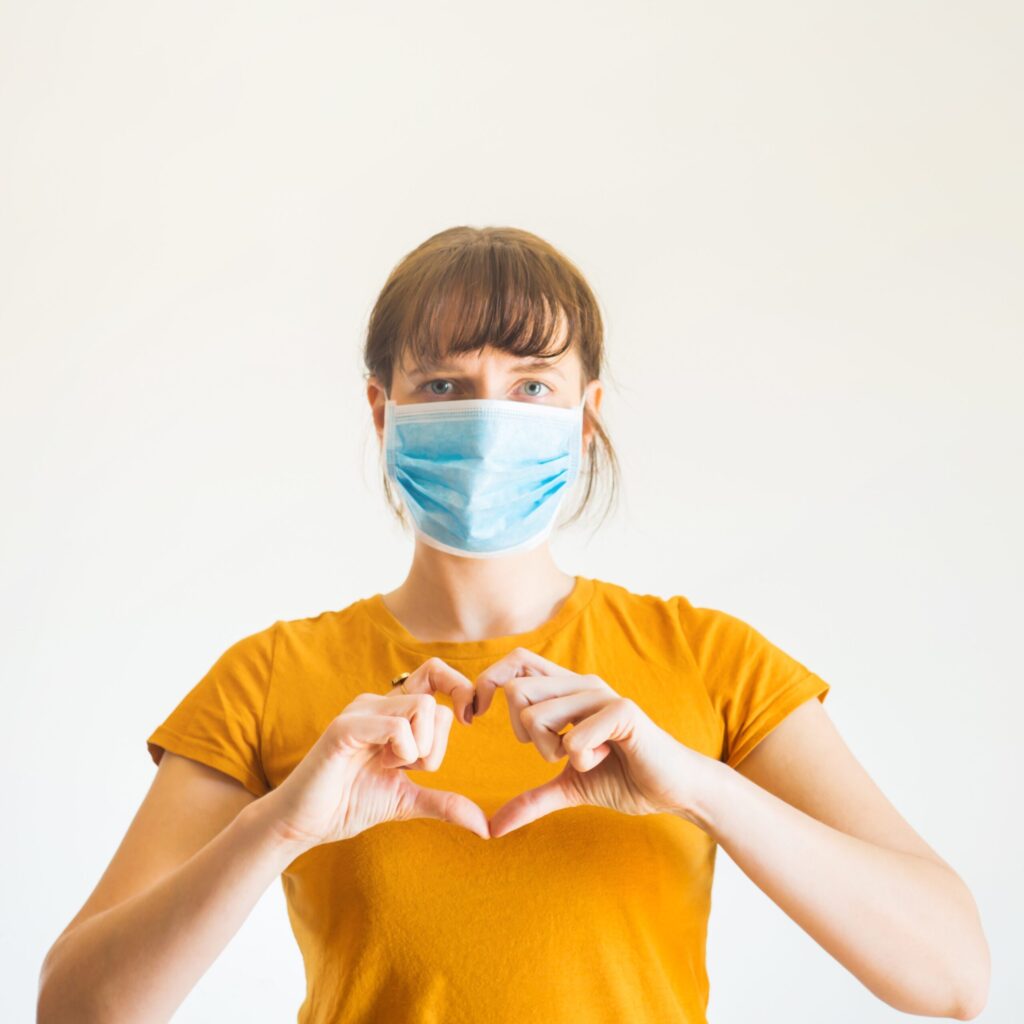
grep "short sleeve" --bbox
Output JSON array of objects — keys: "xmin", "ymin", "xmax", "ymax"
[
  {"xmin": 146, "ymin": 622, "xmax": 277, "ymax": 797},
  {"xmin": 675, "ymin": 597, "xmax": 830, "ymax": 769}
]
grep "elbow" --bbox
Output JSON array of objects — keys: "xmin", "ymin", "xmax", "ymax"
[
  {"xmin": 37, "ymin": 943, "xmax": 65, "ymax": 1024},
  {"xmin": 39, "ymin": 979, "xmax": 104, "ymax": 1024},
  {"xmin": 38, "ymin": 939, "xmax": 103, "ymax": 1024},
  {"xmin": 948, "ymin": 950, "xmax": 991, "ymax": 1021},
  {"xmin": 38, "ymin": 948, "xmax": 72, "ymax": 1024},
  {"xmin": 37, "ymin": 984, "xmax": 70, "ymax": 1024},
  {"xmin": 37, "ymin": 958, "xmax": 63, "ymax": 1024},
  {"xmin": 952, "ymin": 1001, "xmax": 985, "ymax": 1022},
  {"xmin": 923, "ymin": 867, "xmax": 991, "ymax": 1021},
  {"xmin": 950, "ymin": 989, "xmax": 987, "ymax": 1021},
  {"xmin": 880, "ymin": 874, "xmax": 991, "ymax": 1021},
  {"xmin": 948, "ymin": 887, "xmax": 992, "ymax": 1020},
  {"xmin": 880, "ymin": 951, "xmax": 990, "ymax": 1021},
  {"xmin": 933, "ymin": 920, "xmax": 990, "ymax": 1021}
]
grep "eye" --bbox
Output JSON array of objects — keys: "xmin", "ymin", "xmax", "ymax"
[
  {"xmin": 520, "ymin": 380, "xmax": 551, "ymax": 398},
  {"xmin": 421, "ymin": 379, "xmax": 455, "ymax": 396}
]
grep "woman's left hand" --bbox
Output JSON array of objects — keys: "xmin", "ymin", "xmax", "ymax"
[{"xmin": 472, "ymin": 647, "xmax": 721, "ymax": 838}]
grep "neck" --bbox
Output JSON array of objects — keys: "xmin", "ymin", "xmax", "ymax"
[{"xmin": 380, "ymin": 540, "xmax": 577, "ymax": 643}]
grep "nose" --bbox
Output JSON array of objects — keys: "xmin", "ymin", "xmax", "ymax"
[{"xmin": 470, "ymin": 368, "xmax": 512, "ymax": 400}]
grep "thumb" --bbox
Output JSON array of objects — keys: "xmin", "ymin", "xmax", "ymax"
[
  {"xmin": 401, "ymin": 781, "xmax": 491, "ymax": 840},
  {"xmin": 488, "ymin": 772, "xmax": 579, "ymax": 839}
]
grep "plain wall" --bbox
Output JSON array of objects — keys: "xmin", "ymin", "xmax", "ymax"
[{"xmin": 1, "ymin": 1, "xmax": 1020, "ymax": 1020}]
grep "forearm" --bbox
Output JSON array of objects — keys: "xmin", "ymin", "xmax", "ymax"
[
  {"xmin": 681, "ymin": 761, "xmax": 989, "ymax": 1019},
  {"xmin": 38, "ymin": 800, "xmax": 312, "ymax": 1024}
]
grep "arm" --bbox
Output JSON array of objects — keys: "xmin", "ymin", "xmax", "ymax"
[
  {"xmin": 38, "ymin": 752, "xmax": 311, "ymax": 1024},
  {"xmin": 679, "ymin": 697, "xmax": 990, "ymax": 1020}
]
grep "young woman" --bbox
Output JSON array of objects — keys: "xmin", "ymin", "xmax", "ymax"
[{"xmin": 39, "ymin": 226, "xmax": 989, "ymax": 1023}]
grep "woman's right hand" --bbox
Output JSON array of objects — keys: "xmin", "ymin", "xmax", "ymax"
[{"xmin": 254, "ymin": 657, "xmax": 488, "ymax": 850}]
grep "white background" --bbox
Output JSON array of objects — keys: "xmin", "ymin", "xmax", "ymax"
[{"xmin": 2, "ymin": 2, "xmax": 1021, "ymax": 1020}]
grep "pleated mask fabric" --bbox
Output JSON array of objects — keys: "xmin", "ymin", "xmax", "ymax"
[{"xmin": 383, "ymin": 394, "xmax": 586, "ymax": 557}]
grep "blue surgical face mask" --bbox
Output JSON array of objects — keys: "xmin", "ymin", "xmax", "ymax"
[{"xmin": 383, "ymin": 394, "xmax": 587, "ymax": 558}]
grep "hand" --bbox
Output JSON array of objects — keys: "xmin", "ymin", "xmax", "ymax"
[
  {"xmin": 257, "ymin": 658, "xmax": 489, "ymax": 850},
  {"xmin": 473, "ymin": 647, "xmax": 719, "ymax": 838}
]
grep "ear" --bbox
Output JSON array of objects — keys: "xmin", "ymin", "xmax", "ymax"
[
  {"xmin": 367, "ymin": 376, "xmax": 388, "ymax": 442},
  {"xmin": 582, "ymin": 378, "xmax": 604, "ymax": 453}
]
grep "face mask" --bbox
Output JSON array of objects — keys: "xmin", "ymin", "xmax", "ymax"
[{"xmin": 383, "ymin": 394, "xmax": 587, "ymax": 558}]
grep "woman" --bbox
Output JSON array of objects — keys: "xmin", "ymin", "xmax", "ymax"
[{"xmin": 39, "ymin": 226, "xmax": 989, "ymax": 1023}]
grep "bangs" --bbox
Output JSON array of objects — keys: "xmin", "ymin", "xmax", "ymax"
[{"xmin": 390, "ymin": 238, "xmax": 583, "ymax": 379}]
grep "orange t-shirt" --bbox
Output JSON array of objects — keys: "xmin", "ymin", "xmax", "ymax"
[{"xmin": 147, "ymin": 575, "xmax": 830, "ymax": 1023}]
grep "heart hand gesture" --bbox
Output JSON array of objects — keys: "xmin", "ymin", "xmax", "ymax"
[{"xmin": 472, "ymin": 648, "xmax": 717, "ymax": 838}]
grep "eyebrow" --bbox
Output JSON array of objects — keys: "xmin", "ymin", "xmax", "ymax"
[{"xmin": 407, "ymin": 358, "xmax": 566, "ymax": 379}]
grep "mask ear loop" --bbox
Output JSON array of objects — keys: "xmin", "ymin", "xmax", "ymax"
[
  {"xmin": 570, "ymin": 390, "xmax": 588, "ymax": 486},
  {"xmin": 382, "ymin": 397, "xmax": 398, "ymax": 485}
]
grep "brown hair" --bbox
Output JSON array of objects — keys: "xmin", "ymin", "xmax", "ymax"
[{"xmin": 362, "ymin": 225, "xmax": 621, "ymax": 536}]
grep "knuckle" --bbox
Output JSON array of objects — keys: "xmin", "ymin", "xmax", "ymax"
[
  {"xmin": 332, "ymin": 708, "xmax": 355, "ymax": 728},
  {"xmin": 441, "ymin": 791, "xmax": 461, "ymax": 823},
  {"xmin": 326, "ymin": 718, "xmax": 351, "ymax": 750}
]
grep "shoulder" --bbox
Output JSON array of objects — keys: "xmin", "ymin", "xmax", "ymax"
[
  {"xmin": 583, "ymin": 578, "xmax": 716, "ymax": 678},
  {"xmin": 262, "ymin": 594, "xmax": 390, "ymax": 700},
  {"xmin": 588, "ymin": 578, "xmax": 823, "ymax": 696},
  {"xmin": 271, "ymin": 594, "xmax": 377, "ymax": 647},
  {"xmin": 586, "ymin": 577, "xmax": 734, "ymax": 658},
  {"xmin": 588, "ymin": 577, "xmax": 694, "ymax": 619}
]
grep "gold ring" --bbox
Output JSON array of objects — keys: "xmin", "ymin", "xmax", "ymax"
[{"xmin": 390, "ymin": 672, "xmax": 411, "ymax": 693}]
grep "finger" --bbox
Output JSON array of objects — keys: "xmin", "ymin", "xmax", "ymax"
[
  {"xmin": 473, "ymin": 646, "xmax": 580, "ymax": 716},
  {"xmin": 402, "ymin": 782, "xmax": 490, "ymax": 840},
  {"xmin": 519, "ymin": 690, "xmax": 612, "ymax": 761},
  {"xmin": 379, "ymin": 703, "xmax": 455, "ymax": 772},
  {"xmin": 336, "ymin": 713, "xmax": 420, "ymax": 766},
  {"xmin": 402, "ymin": 657, "xmax": 478, "ymax": 725},
  {"xmin": 561, "ymin": 699, "xmax": 641, "ymax": 773},
  {"xmin": 401, "ymin": 693, "xmax": 438, "ymax": 759},
  {"xmin": 503, "ymin": 674, "xmax": 609, "ymax": 743},
  {"xmin": 352, "ymin": 692, "xmax": 438, "ymax": 763},
  {"xmin": 488, "ymin": 771, "xmax": 579, "ymax": 838},
  {"xmin": 419, "ymin": 703, "xmax": 454, "ymax": 772}
]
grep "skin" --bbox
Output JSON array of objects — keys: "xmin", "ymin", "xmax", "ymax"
[{"xmin": 38, "ymin": 334, "xmax": 990, "ymax": 1022}]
